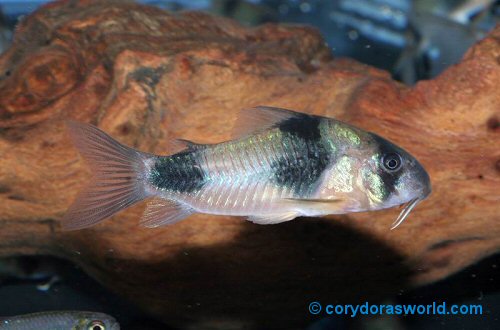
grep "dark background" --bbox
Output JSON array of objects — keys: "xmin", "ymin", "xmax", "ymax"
[{"xmin": 0, "ymin": 1, "xmax": 499, "ymax": 329}]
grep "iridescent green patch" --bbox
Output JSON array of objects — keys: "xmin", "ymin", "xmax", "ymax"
[
  {"xmin": 362, "ymin": 168, "xmax": 388, "ymax": 205},
  {"xmin": 334, "ymin": 123, "xmax": 361, "ymax": 146}
]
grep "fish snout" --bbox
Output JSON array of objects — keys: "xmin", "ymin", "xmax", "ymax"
[{"xmin": 413, "ymin": 162, "xmax": 431, "ymax": 200}]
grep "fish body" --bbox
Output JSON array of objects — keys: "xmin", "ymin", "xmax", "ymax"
[
  {"xmin": 0, "ymin": 311, "xmax": 119, "ymax": 330},
  {"xmin": 63, "ymin": 106, "xmax": 431, "ymax": 230}
]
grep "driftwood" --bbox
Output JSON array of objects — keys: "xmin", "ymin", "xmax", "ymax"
[{"xmin": 0, "ymin": 0, "xmax": 499, "ymax": 328}]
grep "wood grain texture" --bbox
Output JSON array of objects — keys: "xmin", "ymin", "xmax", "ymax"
[{"xmin": 0, "ymin": 0, "xmax": 498, "ymax": 328}]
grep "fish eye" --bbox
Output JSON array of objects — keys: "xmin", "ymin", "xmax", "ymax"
[
  {"xmin": 88, "ymin": 321, "xmax": 106, "ymax": 330},
  {"xmin": 382, "ymin": 153, "xmax": 402, "ymax": 172}
]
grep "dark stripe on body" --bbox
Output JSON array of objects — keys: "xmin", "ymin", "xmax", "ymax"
[
  {"xmin": 277, "ymin": 113, "xmax": 322, "ymax": 141},
  {"xmin": 271, "ymin": 115, "xmax": 331, "ymax": 196},
  {"xmin": 371, "ymin": 134, "xmax": 403, "ymax": 201},
  {"xmin": 148, "ymin": 150, "xmax": 206, "ymax": 194}
]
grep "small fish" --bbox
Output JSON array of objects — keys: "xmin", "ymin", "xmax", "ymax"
[
  {"xmin": 0, "ymin": 311, "xmax": 119, "ymax": 330},
  {"xmin": 62, "ymin": 106, "xmax": 431, "ymax": 230}
]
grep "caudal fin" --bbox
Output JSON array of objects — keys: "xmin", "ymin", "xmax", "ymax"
[{"xmin": 62, "ymin": 121, "xmax": 152, "ymax": 231}]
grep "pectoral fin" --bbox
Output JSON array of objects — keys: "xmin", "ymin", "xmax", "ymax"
[{"xmin": 283, "ymin": 198, "xmax": 346, "ymax": 214}]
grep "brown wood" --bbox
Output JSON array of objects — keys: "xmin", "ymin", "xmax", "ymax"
[{"xmin": 0, "ymin": 1, "xmax": 498, "ymax": 328}]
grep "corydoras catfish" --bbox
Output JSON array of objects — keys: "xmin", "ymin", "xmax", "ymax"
[
  {"xmin": 0, "ymin": 311, "xmax": 119, "ymax": 330},
  {"xmin": 62, "ymin": 106, "xmax": 431, "ymax": 230}
]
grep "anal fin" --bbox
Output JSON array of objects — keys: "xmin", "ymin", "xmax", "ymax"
[
  {"xmin": 140, "ymin": 198, "xmax": 193, "ymax": 228},
  {"xmin": 247, "ymin": 212, "xmax": 299, "ymax": 225}
]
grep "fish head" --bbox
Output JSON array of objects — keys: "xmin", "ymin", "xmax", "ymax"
[
  {"xmin": 75, "ymin": 312, "xmax": 120, "ymax": 330},
  {"xmin": 358, "ymin": 133, "xmax": 431, "ymax": 228},
  {"xmin": 316, "ymin": 121, "xmax": 430, "ymax": 224}
]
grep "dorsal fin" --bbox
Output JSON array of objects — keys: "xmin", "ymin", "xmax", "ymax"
[
  {"xmin": 167, "ymin": 138, "xmax": 207, "ymax": 154},
  {"xmin": 176, "ymin": 139, "xmax": 206, "ymax": 150},
  {"xmin": 232, "ymin": 106, "xmax": 304, "ymax": 139}
]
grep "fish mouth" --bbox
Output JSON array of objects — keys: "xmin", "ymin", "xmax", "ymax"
[{"xmin": 390, "ymin": 197, "xmax": 421, "ymax": 230}]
